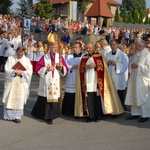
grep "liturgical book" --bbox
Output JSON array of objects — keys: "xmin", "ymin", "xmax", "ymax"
[{"xmin": 12, "ymin": 61, "xmax": 26, "ymax": 71}]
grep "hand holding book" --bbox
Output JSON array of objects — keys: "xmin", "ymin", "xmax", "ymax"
[{"xmin": 12, "ymin": 61, "xmax": 26, "ymax": 71}]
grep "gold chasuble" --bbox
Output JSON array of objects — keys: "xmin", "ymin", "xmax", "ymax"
[{"xmin": 75, "ymin": 53, "xmax": 124, "ymax": 117}]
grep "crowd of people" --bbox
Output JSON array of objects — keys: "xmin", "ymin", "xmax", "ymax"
[{"xmin": 0, "ymin": 13, "xmax": 150, "ymax": 125}]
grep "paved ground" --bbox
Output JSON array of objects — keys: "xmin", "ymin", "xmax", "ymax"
[{"xmin": 0, "ymin": 72, "xmax": 150, "ymax": 150}]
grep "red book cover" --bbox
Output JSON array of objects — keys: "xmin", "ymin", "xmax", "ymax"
[{"xmin": 12, "ymin": 61, "xmax": 26, "ymax": 71}]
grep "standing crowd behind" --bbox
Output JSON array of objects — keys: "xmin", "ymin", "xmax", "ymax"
[{"xmin": 0, "ymin": 13, "xmax": 150, "ymax": 124}]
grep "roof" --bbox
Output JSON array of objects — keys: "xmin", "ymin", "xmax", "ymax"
[
  {"xmin": 146, "ymin": 8, "xmax": 150, "ymax": 14},
  {"xmin": 50, "ymin": 0, "xmax": 70, "ymax": 4},
  {"xmin": 85, "ymin": 0, "xmax": 114, "ymax": 18}
]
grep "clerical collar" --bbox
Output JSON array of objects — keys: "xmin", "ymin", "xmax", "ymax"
[
  {"xmin": 88, "ymin": 52, "xmax": 95, "ymax": 57},
  {"xmin": 73, "ymin": 52, "xmax": 82, "ymax": 58},
  {"xmin": 112, "ymin": 50, "xmax": 117, "ymax": 55}
]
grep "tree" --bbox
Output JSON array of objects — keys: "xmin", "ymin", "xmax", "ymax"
[
  {"xmin": 128, "ymin": 12, "xmax": 133, "ymax": 23},
  {"xmin": 77, "ymin": 0, "xmax": 92, "ymax": 13},
  {"xmin": 120, "ymin": 0, "xmax": 146, "ymax": 15},
  {"xmin": 145, "ymin": 14, "xmax": 149, "ymax": 24},
  {"xmin": 17, "ymin": 0, "xmax": 34, "ymax": 17},
  {"xmin": 133, "ymin": 9, "xmax": 139, "ymax": 24},
  {"xmin": 122, "ymin": 7, "xmax": 127, "ymax": 23},
  {"xmin": 108, "ymin": 3, "xmax": 111, "ymax": 10},
  {"xmin": 35, "ymin": 0, "xmax": 55, "ymax": 19},
  {"xmin": 114, "ymin": 6, "xmax": 120, "ymax": 22},
  {"xmin": 138, "ymin": 9, "xmax": 144, "ymax": 24},
  {"xmin": 0, "ymin": 0, "xmax": 13, "ymax": 14}
]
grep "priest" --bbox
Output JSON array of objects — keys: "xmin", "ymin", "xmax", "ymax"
[
  {"xmin": 75, "ymin": 42, "xmax": 124, "ymax": 122},
  {"xmin": 2, "ymin": 46, "xmax": 33, "ymax": 123},
  {"xmin": 125, "ymin": 39, "xmax": 150, "ymax": 123},
  {"xmin": 31, "ymin": 32, "xmax": 68, "ymax": 125},
  {"xmin": 62, "ymin": 42, "xmax": 83, "ymax": 116}
]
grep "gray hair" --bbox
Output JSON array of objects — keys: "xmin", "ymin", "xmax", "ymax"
[
  {"xmin": 86, "ymin": 42, "xmax": 94, "ymax": 46},
  {"xmin": 100, "ymin": 39, "xmax": 108, "ymax": 45},
  {"xmin": 136, "ymin": 39, "xmax": 146, "ymax": 47}
]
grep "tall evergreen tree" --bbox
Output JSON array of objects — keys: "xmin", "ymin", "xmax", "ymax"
[
  {"xmin": 133, "ymin": 9, "xmax": 139, "ymax": 24},
  {"xmin": 77, "ymin": 0, "xmax": 92, "ymax": 13},
  {"xmin": 138, "ymin": 9, "xmax": 144, "ymax": 24},
  {"xmin": 0, "ymin": 0, "xmax": 13, "ymax": 14},
  {"xmin": 122, "ymin": 7, "xmax": 127, "ymax": 23},
  {"xmin": 114, "ymin": 6, "xmax": 120, "ymax": 22},
  {"xmin": 145, "ymin": 14, "xmax": 149, "ymax": 24},
  {"xmin": 128, "ymin": 12, "xmax": 133, "ymax": 23},
  {"xmin": 35, "ymin": 0, "xmax": 55, "ymax": 19},
  {"xmin": 121, "ymin": 0, "xmax": 146, "ymax": 15},
  {"xmin": 17, "ymin": 0, "xmax": 34, "ymax": 17}
]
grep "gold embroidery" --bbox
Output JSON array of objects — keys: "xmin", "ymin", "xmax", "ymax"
[
  {"xmin": 98, "ymin": 78, "xmax": 103, "ymax": 91},
  {"xmin": 47, "ymin": 79, "xmax": 59, "ymax": 96},
  {"xmin": 115, "ymin": 57, "xmax": 120, "ymax": 62},
  {"xmin": 96, "ymin": 59, "xmax": 103, "ymax": 71},
  {"xmin": 80, "ymin": 62, "xmax": 86, "ymax": 73}
]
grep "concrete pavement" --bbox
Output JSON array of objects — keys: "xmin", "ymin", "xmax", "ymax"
[{"xmin": 0, "ymin": 72, "xmax": 150, "ymax": 150}]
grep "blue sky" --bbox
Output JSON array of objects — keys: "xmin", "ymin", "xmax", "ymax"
[{"xmin": 11, "ymin": 0, "xmax": 150, "ymax": 11}]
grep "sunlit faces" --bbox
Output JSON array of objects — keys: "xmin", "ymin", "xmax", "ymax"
[
  {"xmin": 86, "ymin": 43, "xmax": 95, "ymax": 54},
  {"xmin": 146, "ymin": 43, "xmax": 150, "ymax": 52},
  {"xmin": 73, "ymin": 43, "xmax": 82, "ymax": 54},
  {"xmin": 17, "ymin": 50, "xmax": 25, "ymax": 59},
  {"xmin": 110, "ymin": 40, "xmax": 118, "ymax": 51},
  {"xmin": 50, "ymin": 45, "xmax": 58, "ymax": 53}
]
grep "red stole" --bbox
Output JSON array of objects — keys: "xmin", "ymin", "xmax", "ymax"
[
  {"xmin": 79, "ymin": 54, "xmax": 104, "ymax": 116},
  {"xmin": 50, "ymin": 53, "xmax": 55, "ymax": 78}
]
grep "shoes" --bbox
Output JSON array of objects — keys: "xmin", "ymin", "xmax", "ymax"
[
  {"xmin": 47, "ymin": 119, "xmax": 53, "ymax": 125},
  {"xmin": 86, "ymin": 118, "xmax": 93, "ymax": 123},
  {"xmin": 94, "ymin": 118, "xmax": 101, "ymax": 122},
  {"xmin": 13, "ymin": 119, "xmax": 21, "ymax": 123},
  {"xmin": 126, "ymin": 115, "xmax": 139, "ymax": 120},
  {"xmin": 138, "ymin": 117, "xmax": 148, "ymax": 123}
]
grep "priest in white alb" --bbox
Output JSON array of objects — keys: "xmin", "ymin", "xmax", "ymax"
[
  {"xmin": 105, "ymin": 39, "xmax": 129, "ymax": 109},
  {"xmin": 125, "ymin": 39, "xmax": 150, "ymax": 123},
  {"xmin": 2, "ymin": 47, "xmax": 33, "ymax": 123},
  {"xmin": 62, "ymin": 42, "xmax": 84, "ymax": 116}
]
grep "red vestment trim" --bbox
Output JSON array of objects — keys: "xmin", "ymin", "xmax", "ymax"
[
  {"xmin": 79, "ymin": 56, "xmax": 88, "ymax": 116},
  {"xmin": 79, "ymin": 54, "xmax": 105, "ymax": 116},
  {"xmin": 93, "ymin": 55, "xmax": 104, "ymax": 99}
]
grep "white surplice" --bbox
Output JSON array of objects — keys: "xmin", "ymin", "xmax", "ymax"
[
  {"xmin": 105, "ymin": 49, "xmax": 129, "ymax": 90},
  {"xmin": 125, "ymin": 49, "xmax": 150, "ymax": 117},
  {"xmin": 37, "ymin": 52, "xmax": 67, "ymax": 102},
  {"xmin": 2, "ymin": 54, "xmax": 33, "ymax": 110},
  {"xmin": 65, "ymin": 54, "xmax": 83, "ymax": 93}
]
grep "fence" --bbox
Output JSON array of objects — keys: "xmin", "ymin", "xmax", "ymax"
[{"xmin": 112, "ymin": 22, "xmax": 150, "ymax": 29}]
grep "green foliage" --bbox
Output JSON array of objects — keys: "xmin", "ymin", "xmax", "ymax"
[
  {"xmin": 145, "ymin": 14, "xmax": 149, "ymax": 24},
  {"xmin": 121, "ymin": 0, "xmax": 146, "ymax": 15},
  {"xmin": 0, "ymin": 0, "xmax": 13, "ymax": 14},
  {"xmin": 17, "ymin": 0, "xmax": 34, "ymax": 17},
  {"xmin": 108, "ymin": 3, "xmax": 111, "ymax": 10},
  {"xmin": 138, "ymin": 9, "xmax": 144, "ymax": 24},
  {"xmin": 114, "ymin": 7, "xmax": 120, "ymax": 22},
  {"xmin": 133, "ymin": 9, "xmax": 139, "ymax": 24},
  {"xmin": 77, "ymin": 0, "xmax": 92, "ymax": 13},
  {"xmin": 128, "ymin": 11, "xmax": 133, "ymax": 23},
  {"xmin": 35, "ymin": 0, "xmax": 55, "ymax": 19},
  {"xmin": 122, "ymin": 7, "xmax": 127, "ymax": 23}
]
